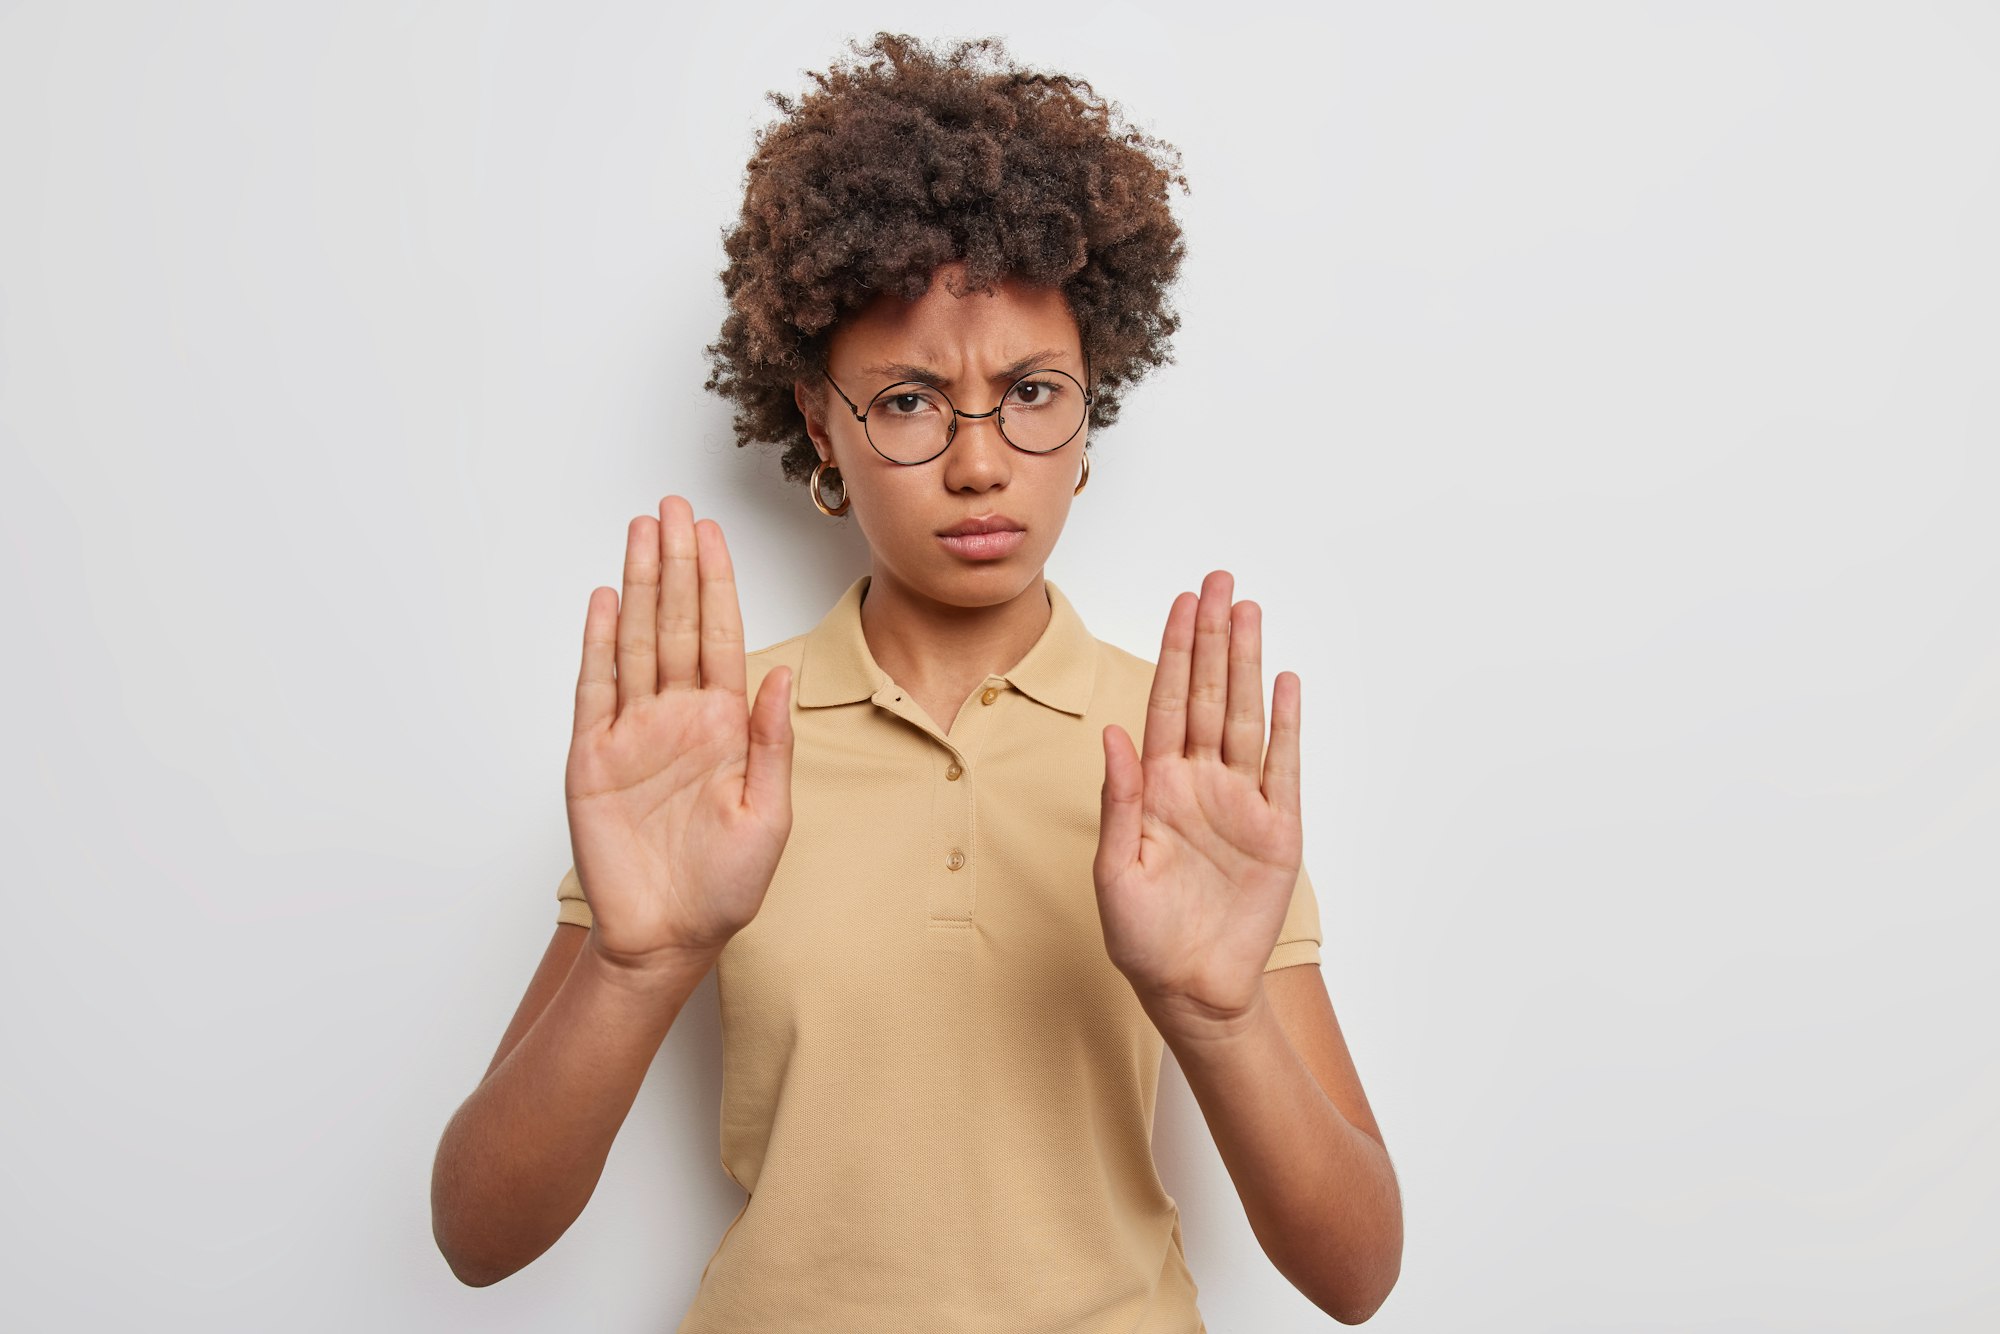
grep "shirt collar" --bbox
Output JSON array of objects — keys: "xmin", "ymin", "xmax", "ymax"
[{"xmin": 796, "ymin": 574, "xmax": 1098, "ymax": 717}]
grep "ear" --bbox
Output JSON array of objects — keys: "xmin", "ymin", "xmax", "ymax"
[{"xmin": 793, "ymin": 379, "xmax": 833, "ymax": 465}]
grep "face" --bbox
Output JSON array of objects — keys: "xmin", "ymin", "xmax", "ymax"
[{"xmin": 794, "ymin": 262, "xmax": 1089, "ymax": 611}]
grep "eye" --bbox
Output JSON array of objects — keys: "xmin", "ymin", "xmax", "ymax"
[
  {"xmin": 1007, "ymin": 377, "xmax": 1064, "ymax": 408},
  {"xmin": 873, "ymin": 384, "xmax": 946, "ymax": 417}
]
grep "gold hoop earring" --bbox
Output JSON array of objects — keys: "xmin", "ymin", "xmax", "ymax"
[
  {"xmin": 810, "ymin": 457, "xmax": 850, "ymax": 517},
  {"xmin": 1073, "ymin": 447, "xmax": 1090, "ymax": 496}
]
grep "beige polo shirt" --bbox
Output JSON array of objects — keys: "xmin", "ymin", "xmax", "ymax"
[{"xmin": 554, "ymin": 574, "xmax": 1322, "ymax": 1332}]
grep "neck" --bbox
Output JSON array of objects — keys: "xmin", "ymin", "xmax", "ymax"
[{"xmin": 857, "ymin": 567, "xmax": 1053, "ymax": 696}]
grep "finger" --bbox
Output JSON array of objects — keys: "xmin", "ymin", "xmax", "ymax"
[
  {"xmin": 1142, "ymin": 591, "xmax": 1198, "ymax": 761},
  {"xmin": 1095, "ymin": 722, "xmax": 1145, "ymax": 884},
  {"xmin": 1262, "ymin": 670, "xmax": 1302, "ymax": 820},
  {"xmin": 658, "ymin": 495, "xmax": 702, "ymax": 690},
  {"xmin": 742, "ymin": 666, "xmax": 795, "ymax": 823},
  {"xmin": 696, "ymin": 518, "xmax": 746, "ymax": 698},
  {"xmin": 616, "ymin": 515, "xmax": 660, "ymax": 707},
  {"xmin": 1184, "ymin": 570, "xmax": 1233, "ymax": 762},
  {"xmin": 1221, "ymin": 599, "xmax": 1266, "ymax": 779},
  {"xmin": 576, "ymin": 586, "xmax": 619, "ymax": 735}
]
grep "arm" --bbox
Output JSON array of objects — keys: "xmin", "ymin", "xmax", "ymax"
[
  {"xmin": 430, "ymin": 924, "xmax": 720, "ymax": 1286},
  {"xmin": 1155, "ymin": 962, "xmax": 1401, "ymax": 1323},
  {"xmin": 1093, "ymin": 572, "xmax": 1401, "ymax": 1321},
  {"xmin": 430, "ymin": 494, "xmax": 793, "ymax": 1285}
]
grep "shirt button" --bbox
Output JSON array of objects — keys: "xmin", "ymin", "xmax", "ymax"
[
  {"xmin": 945, "ymin": 761, "xmax": 963, "ymax": 781},
  {"xmin": 946, "ymin": 849, "xmax": 966, "ymax": 871},
  {"xmin": 980, "ymin": 686, "xmax": 1000, "ymax": 705}
]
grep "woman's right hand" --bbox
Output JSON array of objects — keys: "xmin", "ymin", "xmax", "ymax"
[{"xmin": 563, "ymin": 494, "xmax": 795, "ymax": 971}]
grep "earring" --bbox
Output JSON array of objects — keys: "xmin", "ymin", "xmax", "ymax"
[
  {"xmin": 1073, "ymin": 447, "xmax": 1090, "ymax": 496},
  {"xmin": 810, "ymin": 456, "xmax": 850, "ymax": 517}
]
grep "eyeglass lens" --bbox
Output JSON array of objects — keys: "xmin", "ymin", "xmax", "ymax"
[{"xmin": 865, "ymin": 370, "xmax": 1087, "ymax": 464}]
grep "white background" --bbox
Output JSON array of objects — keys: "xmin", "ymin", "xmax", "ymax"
[{"xmin": 2, "ymin": 2, "xmax": 1995, "ymax": 1330}]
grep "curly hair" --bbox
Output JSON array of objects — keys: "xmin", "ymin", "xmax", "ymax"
[{"xmin": 703, "ymin": 33, "xmax": 1190, "ymax": 484}]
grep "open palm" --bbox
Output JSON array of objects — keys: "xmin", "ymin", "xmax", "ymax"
[
  {"xmin": 565, "ymin": 495, "xmax": 794, "ymax": 968},
  {"xmin": 1094, "ymin": 570, "xmax": 1304, "ymax": 1038}
]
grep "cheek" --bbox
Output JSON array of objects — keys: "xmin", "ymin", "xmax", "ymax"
[
  {"xmin": 1030, "ymin": 471, "xmax": 1079, "ymax": 539},
  {"xmin": 843, "ymin": 470, "xmax": 926, "ymax": 542}
]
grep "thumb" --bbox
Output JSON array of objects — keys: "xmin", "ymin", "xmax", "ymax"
[
  {"xmin": 1095, "ymin": 722, "xmax": 1143, "ymax": 886},
  {"xmin": 743, "ymin": 665, "xmax": 795, "ymax": 824}
]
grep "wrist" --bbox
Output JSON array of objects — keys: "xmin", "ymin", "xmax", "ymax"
[
  {"xmin": 1140, "ymin": 978, "xmax": 1271, "ymax": 1052},
  {"xmin": 583, "ymin": 930, "xmax": 723, "ymax": 997}
]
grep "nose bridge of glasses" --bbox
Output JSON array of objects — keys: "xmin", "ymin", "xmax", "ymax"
[
  {"xmin": 945, "ymin": 396, "xmax": 1014, "ymax": 456},
  {"xmin": 952, "ymin": 398, "xmax": 1004, "ymax": 432},
  {"xmin": 932, "ymin": 388, "xmax": 996, "ymax": 446}
]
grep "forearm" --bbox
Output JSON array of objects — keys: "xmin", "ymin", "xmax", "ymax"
[
  {"xmin": 1161, "ymin": 988, "xmax": 1402, "ymax": 1324},
  {"xmin": 431, "ymin": 939, "xmax": 717, "ymax": 1286}
]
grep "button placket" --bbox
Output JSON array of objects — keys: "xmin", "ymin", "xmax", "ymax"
[
  {"xmin": 931, "ymin": 747, "xmax": 976, "ymax": 921},
  {"xmin": 926, "ymin": 678, "xmax": 1001, "ymax": 925}
]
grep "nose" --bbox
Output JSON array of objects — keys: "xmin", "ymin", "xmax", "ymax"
[{"xmin": 940, "ymin": 408, "xmax": 1012, "ymax": 490}]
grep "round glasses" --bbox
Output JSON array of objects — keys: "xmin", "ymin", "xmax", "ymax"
[{"xmin": 822, "ymin": 367, "xmax": 1093, "ymax": 466}]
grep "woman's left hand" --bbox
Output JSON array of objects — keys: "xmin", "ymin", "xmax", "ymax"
[{"xmin": 1094, "ymin": 570, "xmax": 1305, "ymax": 1044}]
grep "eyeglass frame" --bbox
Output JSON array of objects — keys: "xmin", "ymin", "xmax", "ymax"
[{"xmin": 820, "ymin": 357, "xmax": 1095, "ymax": 466}]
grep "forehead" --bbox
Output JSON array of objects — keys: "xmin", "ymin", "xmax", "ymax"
[{"xmin": 829, "ymin": 269, "xmax": 1081, "ymax": 374}]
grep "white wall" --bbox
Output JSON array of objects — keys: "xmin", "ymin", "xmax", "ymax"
[{"xmin": 2, "ymin": 2, "xmax": 1995, "ymax": 1329}]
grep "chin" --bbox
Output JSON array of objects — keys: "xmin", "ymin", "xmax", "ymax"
[{"xmin": 904, "ymin": 560, "xmax": 1042, "ymax": 607}]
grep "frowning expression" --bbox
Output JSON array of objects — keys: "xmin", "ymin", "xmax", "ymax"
[{"xmin": 795, "ymin": 263, "xmax": 1090, "ymax": 608}]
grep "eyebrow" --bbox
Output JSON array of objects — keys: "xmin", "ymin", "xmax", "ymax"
[{"xmin": 859, "ymin": 348, "xmax": 1072, "ymax": 388}]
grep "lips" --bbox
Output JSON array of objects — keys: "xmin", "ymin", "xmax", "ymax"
[{"xmin": 938, "ymin": 515, "xmax": 1025, "ymax": 536}]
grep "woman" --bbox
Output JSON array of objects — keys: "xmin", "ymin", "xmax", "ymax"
[{"xmin": 432, "ymin": 34, "xmax": 1403, "ymax": 1330}]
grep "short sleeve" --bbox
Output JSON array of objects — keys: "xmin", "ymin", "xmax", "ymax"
[
  {"xmin": 555, "ymin": 865, "xmax": 594, "ymax": 929},
  {"xmin": 1263, "ymin": 861, "xmax": 1323, "ymax": 972}
]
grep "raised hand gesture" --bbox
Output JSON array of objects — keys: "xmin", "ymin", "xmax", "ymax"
[
  {"xmin": 1093, "ymin": 570, "xmax": 1305, "ymax": 1042},
  {"xmin": 564, "ymin": 495, "xmax": 795, "ymax": 972}
]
